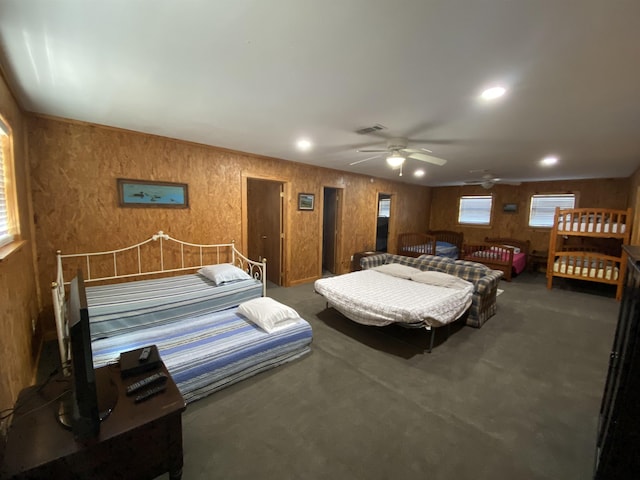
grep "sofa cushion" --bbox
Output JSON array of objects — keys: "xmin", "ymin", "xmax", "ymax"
[{"xmin": 416, "ymin": 254, "xmax": 456, "ymax": 272}]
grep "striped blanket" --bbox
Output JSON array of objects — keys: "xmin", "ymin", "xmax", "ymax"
[
  {"xmin": 86, "ymin": 273, "xmax": 262, "ymax": 340},
  {"xmin": 92, "ymin": 307, "xmax": 313, "ymax": 403}
]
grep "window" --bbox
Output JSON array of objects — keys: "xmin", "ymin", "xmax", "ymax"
[
  {"xmin": 458, "ymin": 195, "xmax": 493, "ymax": 225},
  {"xmin": 529, "ymin": 193, "xmax": 576, "ymax": 227},
  {"xmin": 378, "ymin": 197, "xmax": 390, "ymax": 217},
  {"xmin": 0, "ymin": 116, "xmax": 17, "ymax": 248}
]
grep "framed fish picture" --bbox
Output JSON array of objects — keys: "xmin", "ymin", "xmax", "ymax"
[{"xmin": 117, "ymin": 179, "xmax": 189, "ymax": 208}]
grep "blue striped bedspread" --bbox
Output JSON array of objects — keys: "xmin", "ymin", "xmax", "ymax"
[
  {"xmin": 92, "ymin": 307, "xmax": 313, "ymax": 403},
  {"xmin": 86, "ymin": 273, "xmax": 262, "ymax": 340},
  {"xmin": 435, "ymin": 241, "xmax": 458, "ymax": 259},
  {"xmin": 406, "ymin": 241, "xmax": 458, "ymax": 259}
]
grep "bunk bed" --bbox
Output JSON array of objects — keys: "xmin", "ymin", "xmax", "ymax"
[
  {"xmin": 546, "ymin": 207, "xmax": 632, "ymax": 300},
  {"xmin": 461, "ymin": 237, "xmax": 530, "ymax": 281},
  {"xmin": 52, "ymin": 231, "xmax": 313, "ymax": 403},
  {"xmin": 397, "ymin": 231, "xmax": 463, "ymax": 259}
]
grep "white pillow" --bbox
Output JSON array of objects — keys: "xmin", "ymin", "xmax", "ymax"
[
  {"xmin": 410, "ymin": 271, "xmax": 472, "ymax": 290},
  {"xmin": 198, "ymin": 263, "xmax": 252, "ymax": 285},
  {"xmin": 238, "ymin": 297, "xmax": 300, "ymax": 333},
  {"xmin": 502, "ymin": 245, "xmax": 521, "ymax": 254},
  {"xmin": 371, "ymin": 263, "xmax": 421, "ymax": 279}
]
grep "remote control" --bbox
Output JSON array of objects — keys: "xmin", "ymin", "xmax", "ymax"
[
  {"xmin": 134, "ymin": 384, "xmax": 167, "ymax": 403},
  {"xmin": 126, "ymin": 372, "xmax": 167, "ymax": 395},
  {"xmin": 139, "ymin": 346, "xmax": 151, "ymax": 362}
]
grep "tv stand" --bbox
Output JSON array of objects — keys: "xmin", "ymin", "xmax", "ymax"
[
  {"xmin": 56, "ymin": 372, "xmax": 118, "ymax": 430},
  {"xmin": 1, "ymin": 362, "xmax": 186, "ymax": 479}
]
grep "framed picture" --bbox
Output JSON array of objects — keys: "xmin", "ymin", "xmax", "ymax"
[
  {"xmin": 298, "ymin": 193, "xmax": 315, "ymax": 211},
  {"xmin": 117, "ymin": 178, "xmax": 189, "ymax": 208},
  {"xmin": 503, "ymin": 203, "xmax": 518, "ymax": 213}
]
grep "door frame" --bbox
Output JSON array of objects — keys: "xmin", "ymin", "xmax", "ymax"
[
  {"xmin": 242, "ymin": 173, "xmax": 289, "ymax": 286},
  {"xmin": 318, "ymin": 185, "xmax": 344, "ymax": 277},
  {"xmin": 376, "ymin": 190, "xmax": 397, "ymax": 254}
]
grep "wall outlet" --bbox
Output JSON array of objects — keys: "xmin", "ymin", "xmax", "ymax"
[{"xmin": 350, "ymin": 255, "xmax": 354, "ymax": 261}]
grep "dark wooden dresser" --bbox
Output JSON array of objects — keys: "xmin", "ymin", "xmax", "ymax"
[
  {"xmin": 594, "ymin": 245, "xmax": 640, "ymax": 479},
  {"xmin": 1, "ymin": 361, "xmax": 186, "ymax": 479}
]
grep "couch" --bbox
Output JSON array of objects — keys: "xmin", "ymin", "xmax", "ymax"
[{"xmin": 360, "ymin": 253, "xmax": 504, "ymax": 328}]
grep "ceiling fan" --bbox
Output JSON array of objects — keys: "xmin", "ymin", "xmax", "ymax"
[
  {"xmin": 464, "ymin": 172, "xmax": 521, "ymax": 189},
  {"xmin": 349, "ymin": 137, "xmax": 447, "ymax": 176}
]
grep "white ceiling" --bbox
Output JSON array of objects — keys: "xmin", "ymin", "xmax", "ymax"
[{"xmin": 1, "ymin": 0, "xmax": 639, "ymax": 186}]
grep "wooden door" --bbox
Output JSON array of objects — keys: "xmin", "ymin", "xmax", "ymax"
[{"xmin": 247, "ymin": 178, "xmax": 282, "ymax": 285}]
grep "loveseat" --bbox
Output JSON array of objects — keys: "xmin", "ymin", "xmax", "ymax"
[{"xmin": 360, "ymin": 253, "xmax": 504, "ymax": 328}]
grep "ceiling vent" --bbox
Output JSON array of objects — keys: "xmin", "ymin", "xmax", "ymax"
[{"xmin": 354, "ymin": 124, "xmax": 386, "ymax": 135}]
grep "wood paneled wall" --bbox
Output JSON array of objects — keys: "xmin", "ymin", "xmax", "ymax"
[
  {"xmin": 27, "ymin": 116, "xmax": 431, "ymax": 333},
  {"xmin": 429, "ymin": 179, "xmax": 631, "ymax": 252},
  {"xmin": 0, "ymin": 73, "xmax": 40, "ymax": 426}
]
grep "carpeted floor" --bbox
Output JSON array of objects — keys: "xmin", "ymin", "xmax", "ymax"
[
  {"xmin": 33, "ymin": 272, "xmax": 616, "ymax": 479},
  {"xmin": 166, "ymin": 273, "xmax": 616, "ymax": 480}
]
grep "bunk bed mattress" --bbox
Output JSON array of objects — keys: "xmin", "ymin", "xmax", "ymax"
[
  {"xmin": 553, "ymin": 258, "xmax": 619, "ymax": 280},
  {"xmin": 86, "ymin": 273, "xmax": 262, "ymax": 340},
  {"xmin": 314, "ymin": 269, "xmax": 473, "ymax": 327},
  {"xmin": 92, "ymin": 306, "xmax": 313, "ymax": 403},
  {"xmin": 558, "ymin": 219, "xmax": 627, "ymax": 234}
]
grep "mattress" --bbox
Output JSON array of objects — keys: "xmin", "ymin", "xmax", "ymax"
[
  {"xmin": 314, "ymin": 269, "xmax": 473, "ymax": 328},
  {"xmin": 86, "ymin": 273, "xmax": 262, "ymax": 340},
  {"xmin": 92, "ymin": 306, "xmax": 313, "ymax": 403},
  {"xmin": 436, "ymin": 241, "xmax": 458, "ymax": 259},
  {"xmin": 553, "ymin": 258, "xmax": 619, "ymax": 280},
  {"xmin": 558, "ymin": 218, "xmax": 626, "ymax": 234}
]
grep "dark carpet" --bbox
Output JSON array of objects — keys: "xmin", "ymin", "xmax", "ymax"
[{"xmin": 170, "ymin": 273, "xmax": 616, "ymax": 480}]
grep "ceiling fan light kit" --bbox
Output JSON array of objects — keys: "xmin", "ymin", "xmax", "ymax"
[
  {"xmin": 353, "ymin": 136, "xmax": 447, "ymax": 174},
  {"xmin": 386, "ymin": 154, "xmax": 405, "ymax": 168}
]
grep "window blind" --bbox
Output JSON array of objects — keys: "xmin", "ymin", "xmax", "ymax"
[
  {"xmin": 458, "ymin": 195, "xmax": 492, "ymax": 225},
  {"xmin": 529, "ymin": 194, "xmax": 576, "ymax": 227},
  {"xmin": 378, "ymin": 198, "xmax": 390, "ymax": 217},
  {"xmin": 0, "ymin": 122, "xmax": 12, "ymax": 248}
]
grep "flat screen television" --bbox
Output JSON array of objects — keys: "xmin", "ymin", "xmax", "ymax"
[{"xmin": 58, "ymin": 270, "xmax": 117, "ymax": 440}]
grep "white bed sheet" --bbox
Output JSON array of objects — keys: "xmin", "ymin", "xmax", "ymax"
[{"xmin": 314, "ymin": 269, "xmax": 473, "ymax": 328}]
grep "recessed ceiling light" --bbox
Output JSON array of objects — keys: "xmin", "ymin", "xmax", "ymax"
[
  {"xmin": 481, "ymin": 86, "xmax": 507, "ymax": 100},
  {"xmin": 414, "ymin": 169, "xmax": 425, "ymax": 177},
  {"xmin": 541, "ymin": 155, "xmax": 558, "ymax": 166},
  {"xmin": 296, "ymin": 139, "xmax": 312, "ymax": 151}
]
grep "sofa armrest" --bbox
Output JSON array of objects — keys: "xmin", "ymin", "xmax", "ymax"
[
  {"xmin": 360, "ymin": 253, "xmax": 389, "ymax": 269},
  {"xmin": 475, "ymin": 269, "xmax": 504, "ymax": 294}
]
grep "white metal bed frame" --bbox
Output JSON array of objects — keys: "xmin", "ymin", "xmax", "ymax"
[{"xmin": 51, "ymin": 230, "xmax": 267, "ymax": 374}]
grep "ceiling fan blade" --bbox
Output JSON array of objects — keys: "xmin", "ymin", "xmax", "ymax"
[
  {"xmin": 500, "ymin": 181, "xmax": 522, "ymax": 186},
  {"xmin": 409, "ymin": 139, "xmax": 459, "ymax": 145},
  {"xmin": 464, "ymin": 181, "xmax": 483, "ymax": 185},
  {"xmin": 349, "ymin": 154, "xmax": 381, "ymax": 166},
  {"xmin": 357, "ymin": 148, "xmax": 388, "ymax": 153},
  {"xmin": 407, "ymin": 152, "xmax": 447, "ymax": 166},
  {"xmin": 402, "ymin": 148, "xmax": 432, "ymax": 154}
]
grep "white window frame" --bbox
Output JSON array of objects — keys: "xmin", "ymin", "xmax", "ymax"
[
  {"xmin": 458, "ymin": 195, "xmax": 493, "ymax": 226},
  {"xmin": 0, "ymin": 116, "xmax": 18, "ymax": 249},
  {"xmin": 528, "ymin": 193, "xmax": 576, "ymax": 228}
]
